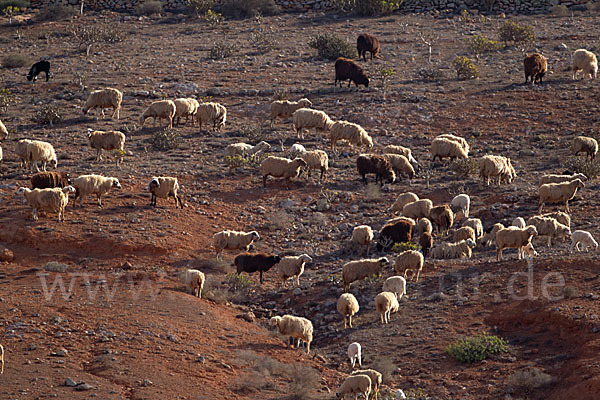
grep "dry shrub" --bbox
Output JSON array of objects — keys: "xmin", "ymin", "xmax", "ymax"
[
  {"xmin": 334, "ymin": 0, "xmax": 402, "ymax": 15},
  {"xmin": 209, "ymin": 41, "xmax": 237, "ymax": 59},
  {"xmin": 36, "ymin": 4, "xmax": 77, "ymax": 21},
  {"xmin": 32, "ymin": 104, "xmax": 62, "ymax": 126},
  {"xmin": 498, "ymin": 20, "xmax": 535, "ymax": 45},
  {"xmin": 135, "ymin": 0, "xmax": 163, "ymax": 15},
  {"xmin": 309, "ymin": 33, "xmax": 356, "ymax": 60},
  {"xmin": 150, "ymin": 128, "xmax": 180, "ymax": 150},
  {"xmin": 2, "ymin": 53, "xmax": 29, "ymax": 69},
  {"xmin": 506, "ymin": 368, "xmax": 553, "ymax": 393},
  {"xmin": 218, "ymin": 0, "xmax": 279, "ymax": 19},
  {"xmin": 371, "ymin": 355, "xmax": 396, "ymax": 383},
  {"xmin": 451, "ymin": 158, "xmax": 478, "ymax": 178}
]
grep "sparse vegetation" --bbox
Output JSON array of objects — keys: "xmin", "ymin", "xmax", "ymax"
[
  {"xmin": 209, "ymin": 41, "xmax": 238, "ymax": 59},
  {"xmin": 239, "ymin": 123, "xmax": 265, "ymax": 141},
  {"xmin": 566, "ymin": 157, "xmax": 600, "ymax": 180},
  {"xmin": 562, "ymin": 286, "xmax": 579, "ymax": 299},
  {"xmin": 0, "ymin": 88, "xmax": 15, "ymax": 113},
  {"xmin": 371, "ymin": 355, "xmax": 396, "ymax": 383},
  {"xmin": 498, "ymin": 20, "xmax": 535, "ymax": 46},
  {"xmin": 334, "ymin": 0, "xmax": 402, "ymax": 15},
  {"xmin": 135, "ymin": 0, "xmax": 163, "ymax": 16},
  {"xmin": 69, "ymin": 23, "xmax": 126, "ymax": 57},
  {"xmin": 451, "ymin": 158, "xmax": 478, "ymax": 178},
  {"xmin": 187, "ymin": 0, "xmax": 214, "ymax": 14},
  {"xmin": 506, "ymin": 368, "xmax": 553, "ymax": 393},
  {"xmin": 150, "ymin": 128, "xmax": 180, "ymax": 150},
  {"xmin": 416, "ymin": 66, "xmax": 445, "ymax": 81},
  {"xmin": 453, "ymin": 56, "xmax": 479, "ymax": 80},
  {"xmin": 309, "ymin": 33, "xmax": 357, "ymax": 60},
  {"xmin": 36, "ymin": 4, "xmax": 77, "ymax": 21},
  {"xmin": 466, "ymin": 34, "xmax": 503, "ymax": 56},
  {"xmin": 0, "ymin": 0, "xmax": 29, "ymax": 9},
  {"xmin": 446, "ymin": 334, "xmax": 509, "ymax": 363},
  {"xmin": 218, "ymin": 0, "xmax": 279, "ymax": 19},
  {"xmin": 32, "ymin": 104, "xmax": 62, "ymax": 126},
  {"xmin": 224, "ymin": 272, "xmax": 252, "ymax": 291},
  {"xmin": 379, "ymin": 63, "xmax": 395, "ymax": 100},
  {"xmin": 203, "ymin": 9, "xmax": 224, "ymax": 26},
  {"xmin": 391, "ymin": 242, "xmax": 419, "ymax": 252},
  {"xmin": 2, "ymin": 53, "xmax": 29, "ymax": 69},
  {"xmin": 550, "ymin": 4, "xmax": 569, "ymax": 16}
]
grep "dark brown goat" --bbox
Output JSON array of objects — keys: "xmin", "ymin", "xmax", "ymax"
[
  {"xmin": 524, "ymin": 53, "xmax": 547, "ymax": 84},
  {"xmin": 377, "ymin": 220, "xmax": 413, "ymax": 251},
  {"xmin": 31, "ymin": 171, "xmax": 70, "ymax": 189},
  {"xmin": 419, "ymin": 232, "xmax": 433, "ymax": 258},
  {"xmin": 334, "ymin": 57, "xmax": 369, "ymax": 88},
  {"xmin": 234, "ymin": 253, "xmax": 282, "ymax": 284},
  {"xmin": 357, "ymin": 33, "xmax": 380, "ymax": 61},
  {"xmin": 429, "ymin": 204, "xmax": 454, "ymax": 235},
  {"xmin": 356, "ymin": 154, "xmax": 395, "ymax": 185}
]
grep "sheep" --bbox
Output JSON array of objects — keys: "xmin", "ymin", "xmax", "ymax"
[
  {"xmin": 540, "ymin": 211, "xmax": 571, "ymax": 229},
  {"xmin": 419, "ymin": 232, "xmax": 433, "ymax": 259},
  {"xmin": 429, "ymin": 205, "xmax": 454, "ymax": 235},
  {"xmin": 382, "ymin": 276, "xmax": 407, "ymax": 300},
  {"xmin": 0, "ymin": 145, "xmax": 2, "ymax": 163},
  {"xmin": 337, "ymin": 293, "xmax": 359, "ymax": 328},
  {"xmin": 356, "ymin": 154, "xmax": 395, "ymax": 185},
  {"xmin": 479, "ymin": 155, "xmax": 514, "ymax": 185},
  {"xmin": 416, "ymin": 218, "xmax": 433, "ymax": 237},
  {"xmin": 431, "ymin": 137, "xmax": 468, "ymax": 161},
  {"xmin": 481, "ymin": 223, "xmax": 505, "ymax": 247},
  {"xmin": 496, "ymin": 226, "xmax": 538, "ymax": 261},
  {"xmin": 430, "ymin": 239, "xmax": 476, "ymax": 259},
  {"xmin": 357, "ymin": 33, "xmax": 380, "ymax": 61},
  {"xmin": 330, "ymin": 121, "xmax": 373, "ymax": 154},
  {"xmin": 173, "ymin": 98, "xmax": 199, "ymax": 126},
  {"xmin": 235, "ymin": 252, "xmax": 282, "ymax": 284},
  {"xmin": 570, "ymin": 230, "xmax": 598, "ymax": 252},
  {"xmin": 510, "ymin": 217, "xmax": 526, "ymax": 229},
  {"xmin": 82, "ymin": 88, "xmax": 122, "ymax": 120},
  {"xmin": 538, "ymin": 178, "xmax": 585, "ymax": 213},
  {"xmin": 342, "ymin": 257, "xmax": 390, "ymax": 291},
  {"xmin": 454, "ymin": 226, "xmax": 476, "ymax": 243},
  {"xmin": 523, "ymin": 53, "xmax": 547, "ymax": 84},
  {"xmin": 148, "ymin": 177, "xmax": 183, "ymax": 208},
  {"xmin": 0, "ymin": 119, "xmax": 7, "ymax": 141},
  {"xmin": 270, "ymin": 315, "xmax": 313, "ymax": 354},
  {"xmin": 87, "ymin": 128, "xmax": 126, "ymax": 167},
  {"xmin": 212, "ymin": 230, "xmax": 260, "ymax": 260},
  {"xmin": 17, "ymin": 186, "xmax": 75, "ymax": 222},
  {"xmin": 526, "ymin": 216, "xmax": 571, "ymax": 247},
  {"xmin": 437, "ymin": 134, "xmax": 470, "ymax": 154},
  {"xmin": 300, "ymin": 150, "xmax": 329, "ymax": 181},
  {"xmin": 27, "ymin": 60, "xmax": 50, "ymax": 82},
  {"xmin": 260, "ymin": 156, "xmax": 307, "ymax": 188},
  {"xmin": 288, "ymin": 143, "xmax": 306, "ymax": 159},
  {"xmin": 270, "ymin": 98, "xmax": 312, "ymax": 127},
  {"xmin": 375, "ymin": 292, "xmax": 399, "ymax": 324},
  {"xmin": 401, "ymin": 199, "xmax": 433, "ymax": 220},
  {"xmin": 196, "ymin": 102, "xmax": 227, "ymax": 132},
  {"xmin": 351, "ymin": 369, "xmax": 383, "ymax": 400},
  {"xmin": 377, "ymin": 219, "xmax": 412, "ymax": 252},
  {"xmin": 334, "ymin": 57, "xmax": 369, "ymax": 88},
  {"xmin": 27, "ymin": 140, "xmax": 57, "ymax": 172},
  {"xmin": 183, "ymin": 269, "xmax": 205, "ymax": 298},
  {"xmin": 140, "ymin": 100, "xmax": 176, "ymax": 128},
  {"xmin": 539, "ymin": 173, "xmax": 587, "ymax": 186},
  {"xmin": 348, "ymin": 342, "xmax": 362, "ymax": 369},
  {"xmin": 572, "ymin": 136, "xmax": 598, "ymax": 160},
  {"xmin": 277, "ymin": 254, "xmax": 312, "ymax": 287},
  {"xmin": 71, "ymin": 174, "xmax": 122, "ymax": 208},
  {"xmin": 384, "ymin": 144, "xmax": 417, "ymax": 164},
  {"xmin": 0, "ymin": 343, "xmax": 2, "ymax": 374},
  {"xmin": 384, "ymin": 154, "xmax": 415, "ymax": 179},
  {"xmin": 31, "ymin": 171, "xmax": 70, "ymax": 189},
  {"xmin": 451, "ymin": 194, "xmax": 470, "ymax": 219},
  {"xmin": 15, "ymin": 139, "xmax": 32, "ymax": 169},
  {"xmin": 351, "ymin": 225, "xmax": 374, "ymax": 256},
  {"xmin": 336, "ymin": 374, "xmax": 372, "ymax": 400},
  {"xmin": 224, "ymin": 141, "xmax": 271, "ymax": 158},
  {"xmin": 292, "ymin": 108, "xmax": 333, "ymax": 140},
  {"xmin": 395, "ymin": 250, "xmax": 424, "ymax": 282},
  {"xmin": 463, "ymin": 218, "xmax": 483, "ymax": 240},
  {"xmin": 572, "ymin": 48, "xmax": 598, "ymax": 80},
  {"xmin": 500, "ymin": 158, "xmax": 517, "ymax": 184}
]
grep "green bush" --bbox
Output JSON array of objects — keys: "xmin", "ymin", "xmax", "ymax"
[
  {"xmin": 218, "ymin": 0, "xmax": 279, "ymax": 19},
  {"xmin": 1, "ymin": 53, "xmax": 29, "ymax": 68},
  {"xmin": 466, "ymin": 34, "xmax": 503, "ymax": 56},
  {"xmin": 150, "ymin": 128, "xmax": 180, "ymax": 150},
  {"xmin": 203, "ymin": 9, "xmax": 224, "ymax": 26},
  {"xmin": 453, "ymin": 56, "xmax": 478, "ymax": 80},
  {"xmin": 135, "ymin": 0, "xmax": 163, "ymax": 15},
  {"xmin": 391, "ymin": 242, "xmax": 419, "ymax": 252},
  {"xmin": 224, "ymin": 272, "xmax": 252, "ymax": 291},
  {"xmin": 446, "ymin": 334, "xmax": 508, "ymax": 363},
  {"xmin": 334, "ymin": 0, "xmax": 402, "ymax": 15},
  {"xmin": 309, "ymin": 33, "xmax": 356, "ymax": 60},
  {"xmin": 36, "ymin": 4, "xmax": 77, "ymax": 21},
  {"xmin": 550, "ymin": 4, "xmax": 569, "ymax": 16},
  {"xmin": 0, "ymin": 0, "xmax": 29, "ymax": 8},
  {"xmin": 498, "ymin": 20, "xmax": 534, "ymax": 45},
  {"xmin": 0, "ymin": 88, "xmax": 15, "ymax": 113},
  {"xmin": 32, "ymin": 104, "xmax": 62, "ymax": 126},
  {"xmin": 209, "ymin": 41, "xmax": 237, "ymax": 59}
]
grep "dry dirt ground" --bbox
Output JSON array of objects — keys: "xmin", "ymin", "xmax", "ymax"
[{"xmin": 1, "ymin": 6, "xmax": 600, "ymax": 400}]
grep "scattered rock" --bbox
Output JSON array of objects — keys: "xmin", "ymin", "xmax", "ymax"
[
  {"xmin": 43, "ymin": 262, "xmax": 68, "ymax": 273},
  {"xmin": 0, "ymin": 248, "xmax": 14, "ymax": 262}
]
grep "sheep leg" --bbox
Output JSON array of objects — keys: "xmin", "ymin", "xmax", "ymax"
[
  {"xmin": 365, "ymin": 242, "xmax": 370, "ymax": 257},
  {"xmin": 295, "ymin": 275, "xmax": 300, "ymax": 287},
  {"xmin": 538, "ymin": 201, "xmax": 544, "ymax": 214},
  {"xmin": 496, "ymin": 248, "xmax": 502, "ymax": 262},
  {"xmin": 565, "ymin": 201, "xmax": 570, "ymax": 214},
  {"xmin": 344, "ymin": 316, "xmax": 347, "ymax": 329},
  {"xmin": 349, "ymin": 315, "xmax": 353, "ymax": 328},
  {"xmin": 547, "ymin": 236, "xmax": 552, "ymax": 247},
  {"xmin": 32, "ymin": 208, "xmax": 38, "ymax": 221},
  {"xmin": 101, "ymin": 109, "xmax": 106, "ymax": 118},
  {"xmin": 416, "ymin": 269, "xmax": 421, "ymax": 282},
  {"xmin": 263, "ymin": 175, "xmax": 268, "ymax": 188},
  {"xmin": 259, "ymin": 270, "xmax": 263, "ymax": 284},
  {"xmin": 97, "ymin": 195, "xmax": 102, "ymax": 207},
  {"xmin": 168, "ymin": 116, "xmax": 173, "ymax": 129}
]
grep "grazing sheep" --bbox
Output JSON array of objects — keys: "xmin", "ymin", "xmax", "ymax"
[
  {"xmin": 288, "ymin": 143, "xmax": 307, "ymax": 159},
  {"xmin": 342, "ymin": 257, "xmax": 390, "ymax": 291},
  {"xmin": 348, "ymin": 342, "xmax": 362, "ymax": 369},
  {"xmin": 429, "ymin": 205, "xmax": 454, "ymax": 235},
  {"xmin": 496, "ymin": 226, "xmax": 538, "ymax": 261},
  {"xmin": 572, "ymin": 49, "xmax": 598, "ymax": 80},
  {"xmin": 375, "ymin": 292, "xmax": 399, "ymax": 324},
  {"xmin": 300, "ymin": 150, "xmax": 329, "ymax": 181},
  {"xmin": 431, "ymin": 137, "xmax": 468, "ymax": 161},
  {"xmin": 27, "ymin": 140, "xmax": 57, "ymax": 172},
  {"xmin": 337, "ymin": 374, "xmax": 372, "ymax": 400},
  {"xmin": 523, "ymin": 53, "xmax": 547, "ymax": 84},
  {"xmin": 334, "ymin": 57, "xmax": 369, "ymax": 88},
  {"xmin": 183, "ymin": 269, "xmax": 205, "ymax": 298},
  {"xmin": 351, "ymin": 225, "xmax": 374, "ymax": 256},
  {"xmin": 0, "ymin": 119, "xmax": 7, "ymax": 141},
  {"xmin": 512, "ymin": 217, "xmax": 526, "ymax": 229},
  {"xmin": 384, "ymin": 145, "xmax": 418, "ymax": 165},
  {"xmin": 394, "ymin": 250, "xmax": 424, "ymax": 282},
  {"xmin": 384, "ymin": 154, "xmax": 415, "ymax": 179},
  {"xmin": 481, "ymin": 223, "xmax": 505, "ymax": 247},
  {"xmin": 570, "ymin": 230, "xmax": 598, "ymax": 252},
  {"xmin": 82, "ymin": 88, "xmax": 123, "ymax": 120},
  {"xmin": 538, "ymin": 178, "xmax": 585, "ymax": 213},
  {"xmin": 572, "ymin": 136, "xmax": 598, "ymax": 160},
  {"xmin": 356, "ymin": 154, "xmax": 395, "ymax": 185},
  {"xmin": 235, "ymin": 252, "xmax": 282, "ymax": 284},
  {"xmin": 140, "ymin": 100, "xmax": 176, "ymax": 128},
  {"xmin": 71, "ymin": 174, "xmax": 121, "ymax": 208},
  {"xmin": 31, "ymin": 171, "xmax": 70, "ymax": 189},
  {"xmin": 270, "ymin": 315, "xmax": 313, "ymax": 354},
  {"xmin": 87, "ymin": 128, "xmax": 126, "ymax": 167},
  {"xmin": 377, "ymin": 219, "xmax": 412, "ymax": 251},
  {"xmin": 540, "ymin": 211, "xmax": 571, "ymax": 229},
  {"xmin": 292, "ymin": 108, "xmax": 334, "ymax": 140},
  {"xmin": 430, "ymin": 239, "xmax": 476, "ymax": 259},
  {"xmin": 419, "ymin": 232, "xmax": 433, "ymax": 259},
  {"xmin": 351, "ymin": 369, "xmax": 383, "ymax": 400},
  {"xmin": 416, "ymin": 218, "xmax": 432, "ymax": 237},
  {"xmin": 27, "ymin": 60, "xmax": 50, "ymax": 82},
  {"xmin": 260, "ymin": 156, "xmax": 307, "ymax": 188},
  {"xmin": 526, "ymin": 216, "xmax": 571, "ymax": 247},
  {"xmin": 173, "ymin": 98, "xmax": 199, "ymax": 126},
  {"xmin": 479, "ymin": 155, "xmax": 514, "ymax": 185},
  {"xmin": 451, "ymin": 194, "xmax": 470, "ymax": 219},
  {"xmin": 383, "ymin": 276, "xmax": 407, "ymax": 301},
  {"xmin": 277, "ymin": 254, "xmax": 312, "ymax": 287},
  {"xmin": 15, "ymin": 139, "xmax": 32, "ymax": 169},
  {"xmin": 337, "ymin": 293, "xmax": 360, "ymax": 328},
  {"xmin": 539, "ymin": 173, "xmax": 587, "ymax": 186},
  {"xmin": 148, "ymin": 177, "xmax": 183, "ymax": 208},
  {"xmin": 196, "ymin": 102, "xmax": 227, "ymax": 132},
  {"xmin": 225, "ymin": 141, "xmax": 271, "ymax": 158},
  {"xmin": 17, "ymin": 186, "xmax": 75, "ymax": 222},
  {"xmin": 522, "ymin": 241, "xmax": 538, "ymax": 267},
  {"xmin": 357, "ymin": 33, "xmax": 380, "ymax": 61},
  {"xmin": 454, "ymin": 226, "xmax": 476, "ymax": 243},
  {"xmin": 330, "ymin": 121, "xmax": 374, "ymax": 154},
  {"xmin": 463, "ymin": 218, "xmax": 483, "ymax": 240},
  {"xmin": 0, "ymin": 145, "xmax": 2, "ymax": 163},
  {"xmin": 212, "ymin": 230, "xmax": 260, "ymax": 260},
  {"xmin": 270, "ymin": 98, "xmax": 312, "ymax": 127}
]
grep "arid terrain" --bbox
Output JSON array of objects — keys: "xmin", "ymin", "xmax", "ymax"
[{"xmin": 1, "ymin": 5, "xmax": 600, "ymax": 400}]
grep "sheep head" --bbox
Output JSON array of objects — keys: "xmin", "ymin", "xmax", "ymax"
[
  {"xmin": 250, "ymin": 231, "xmax": 260, "ymax": 241},
  {"xmin": 269, "ymin": 316, "xmax": 282, "ymax": 327},
  {"xmin": 111, "ymin": 179, "xmax": 122, "ymax": 189},
  {"xmin": 86, "ymin": 128, "xmax": 94, "ymax": 138},
  {"xmin": 62, "ymin": 186, "xmax": 76, "ymax": 194},
  {"xmin": 573, "ymin": 178, "xmax": 585, "ymax": 188},
  {"xmin": 148, "ymin": 178, "xmax": 160, "ymax": 191},
  {"xmin": 526, "ymin": 226, "xmax": 538, "ymax": 237},
  {"xmin": 300, "ymin": 254, "xmax": 313, "ymax": 264}
]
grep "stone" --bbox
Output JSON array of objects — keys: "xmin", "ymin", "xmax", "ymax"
[
  {"xmin": 44, "ymin": 262, "xmax": 68, "ymax": 272},
  {"xmin": 0, "ymin": 248, "xmax": 14, "ymax": 262}
]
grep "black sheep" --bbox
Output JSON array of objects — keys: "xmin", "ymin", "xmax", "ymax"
[
  {"xmin": 31, "ymin": 171, "xmax": 70, "ymax": 189},
  {"xmin": 334, "ymin": 57, "xmax": 369, "ymax": 88},
  {"xmin": 377, "ymin": 220, "xmax": 413, "ymax": 251},
  {"xmin": 356, "ymin": 154, "xmax": 395, "ymax": 185},
  {"xmin": 27, "ymin": 60, "xmax": 51, "ymax": 83},
  {"xmin": 419, "ymin": 232, "xmax": 433, "ymax": 258},
  {"xmin": 234, "ymin": 253, "xmax": 282, "ymax": 284},
  {"xmin": 356, "ymin": 33, "xmax": 380, "ymax": 62}
]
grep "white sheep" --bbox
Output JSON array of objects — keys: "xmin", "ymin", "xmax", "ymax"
[
  {"xmin": 148, "ymin": 177, "xmax": 183, "ymax": 208},
  {"xmin": 292, "ymin": 108, "xmax": 334, "ymax": 140},
  {"xmin": 196, "ymin": 102, "xmax": 227, "ymax": 132},
  {"xmin": 300, "ymin": 149, "xmax": 329, "ymax": 181},
  {"xmin": 572, "ymin": 49, "xmax": 598, "ymax": 80},
  {"xmin": 288, "ymin": 143, "xmax": 306, "ymax": 159},
  {"xmin": 140, "ymin": 100, "xmax": 176, "ymax": 128},
  {"xmin": 15, "ymin": 139, "xmax": 32, "ymax": 169},
  {"xmin": 342, "ymin": 257, "xmax": 389, "ymax": 291},
  {"xmin": 71, "ymin": 174, "xmax": 121, "ymax": 208},
  {"xmin": 27, "ymin": 140, "xmax": 57, "ymax": 172},
  {"xmin": 526, "ymin": 216, "xmax": 571, "ymax": 247},
  {"xmin": 454, "ymin": 226, "xmax": 476, "ymax": 243},
  {"xmin": 389, "ymin": 192, "xmax": 419, "ymax": 214},
  {"xmin": 511, "ymin": 217, "xmax": 526, "ymax": 229},
  {"xmin": 17, "ymin": 186, "xmax": 75, "ymax": 222},
  {"xmin": 496, "ymin": 226, "xmax": 538, "ymax": 261},
  {"xmin": 384, "ymin": 153, "xmax": 415, "ymax": 179},
  {"xmin": 430, "ymin": 239, "xmax": 476, "ymax": 259},
  {"xmin": 337, "ymin": 293, "xmax": 359, "ymax": 328},
  {"xmin": 402, "ymin": 199, "xmax": 433, "ymax": 220},
  {"xmin": 270, "ymin": 98, "xmax": 312, "ymax": 127},
  {"xmin": 383, "ymin": 144, "xmax": 418, "ymax": 164},
  {"xmin": 260, "ymin": 156, "xmax": 307, "ymax": 188},
  {"xmin": 479, "ymin": 155, "xmax": 514, "ymax": 185},
  {"xmin": 351, "ymin": 369, "xmax": 383, "ymax": 400},
  {"xmin": 173, "ymin": 98, "xmax": 199, "ymax": 126},
  {"xmin": 337, "ymin": 374, "xmax": 372, "ymax": 400},
  {"xmin": 463, "ymin": 218, "xmax": 483, "ymax": 240},
  {"xmin": 438, "ymin": 133, "xmax": 470, "ymax": 154},
  {"xmin": 572, "ymin": 136, "xmax": 598, "ymax": 160},
  {"xmin": 270, "ymin": 315, "xmax": 313, "ymax": 354},
  {"xmin": 539, "ymin": 173, "xmax": 587, "ymax": 186},
  {"xmin": 538, "ymin": 178, "xmax": 585, "ymax": 213},
  {"xmin": 224, "ymin": 141, "xmax": 271, "ymax": 158},
  {"xmin": 541, "ymin": 211, "xmax": 571, "ymax": 229},
  {"xmin": 394, "ymin": 250, "xmax": 424, "ymax": 282},
  {"xmin": 375, "ymin": 291, "xmax": 399, "ymax": 324},
  {"xmin": 182, "ymin": 269, "xmax": 205, "ymax": 298},
  {"xmin": 0, "ymin": 119, "xmax": 7, "ymax": 140},
  {"xmin": 82, "ymin": 88, "xmax": 123, "ymax": 120},
  {"xmin": 415, "ymin": 218, "xmax": 433, "ymax": 238},
  {"xmin": 329, "ymin": 120, "xmax": 373, "ymax": 154},
  {"xmin": 570, "ymin": 230, "xmax": 598, "ymax": 252},
  {"xmin": 431, "ymin": 137, "xmax": 468, "ymax": 161},
  {"xmin": 351, "ymin": 225, "xmax": 374, "ymax": 256},
  {"xmin": 348, "ymin": 342, "xmax": 362, "ymax": 369},
  {"xmin": 382, "ymin": 276, "xmax": 407, "ymax": 300},
  {"xmin": 450, "ymin": 194, "xmax": 470, "ymax": 219},
  {"xmin": 87, "ymin": 128, "xmax": 125, "ymax": 167},
  {"xmin": 481, "ymin": 222, "xmax": 505, "ymax": 246},
  {"xmin": 212, "ymin": 230, "xmax": 260, "ymax": 260},
  {"xmin": 277, "ymin": 254, "xmax": 312, "ymax": 287}
]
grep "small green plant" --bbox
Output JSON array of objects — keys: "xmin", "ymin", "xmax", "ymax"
[
  {"xmin": 203, "ymin": 9, "xmax": 223, "ymax": 26},
  {"xmin": 550, "ymin": 4, "xmax": 569, "ymax": 16},
  {"xmin": 451, "ymin": 158, "xmax": 478, "ymax": 178},
  {"xmin": 404, "ymin": 388, "xmax": 428, "ymax": 399},
  {"xmin": 334, "ymin": 0, "xmax": 402, "ymax": 15},
  {"xmin": 218, "ymin": 0, "xmax": 279, "ymax": 19},
  {"xmin": 2, "ymin": 53, "xmax": 29, "ymax": 68},
  {"xmin": 225, "ymin": 153, "xmax": 267, "ymax": 169},
  {"xmin": 32, "ymin": 104, "xmax": 62, "ymax": 126},
  {"xmin": 565, "ymin": 157, "xmax": 600, "ymax": 180},
  {"xmin": 0, "ymin": 0, "xmax": 29, "ymax": 9},
  {"xmin": 498, "ymin": 20, "xmax": 535, "ymax": 46},
  {"xmin": 0, "ymin": 88, "xmax": 16, "ymax": 113},
  {"xmin": 466, "ymin": 34, "xmax": 503, "ymax": 56},
  {"xmin": 150, "ymin": 128, "xmax": 180, "ymax": 150},
  {"xmin": 2, "ymin": 5, "xmax": 22, "ymax": 24},
  {"xmin": 36, "ymin": 4, "xmax": 77, "ymax": 21},
  {"xmin": 379, "ymin": 63, "xmax": 395, "ymax": 100},
  {"xmin": 209, "ymin": 41, "xmax": 237, "ymax": 59},
  {"xmin": 453, "ymin": 56, "xmax": 478, "ymax": 80},
  {"xmin": 391, "ymin": 242, "xmax": 419, "ymax": 252},
  {"xmin": 308, "ymin": 33, "xmax": 356, "ymax": 60},
  {"xmin": 249, "ymin": 29, "xmax": 276, "ymax": 55},
  {"xmin": 187, "ymin": 0, "xmax": 214, "ymax": 14},
  {"xmin": 224, "ymin": 272, "xmax": 252, "ymax": 291},
  {"xmin": 446, "ymin": 334, "xmax": 508, "ymax": 363},
  {"xmin": 135, "ymin": 0, "xmax": 163, "ymax": 15}
]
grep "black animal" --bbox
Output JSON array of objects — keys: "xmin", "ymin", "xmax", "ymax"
[
  {"xmin": 356, "ymin": 154, "xmax": 395, "ymax": 185},
  {"xmin": 334, "ymin": 57, "xmax": 369, "ymax": 88},
  {"xmin": 357, "ymin": 33, "xmax": 380, "ymax": 62},
  {"xmin": 376, "ymin": 219, "xmax": 413, "ymax": 251},
  {"xmin": 27, "ymin": 60, "xmax": 51, "ymax": 83},
  {"xmin": 419, "ymin": 232, "xmax": 433, "ymax": 258},
  {"xmin": 31, "ymin": 171, "xmax": 71, "ymax": 189},
  {"xmin": 234, "ymin": 253, "xmax": 281, "ymax": 284}
]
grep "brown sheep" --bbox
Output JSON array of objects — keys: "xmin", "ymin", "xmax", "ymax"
[
  {"xmin": 524, "ymin": 53, "xmax": 547, "ymax": 84},
  {"xmin": 357, "ymin": 34, "xmax": 380, "ymax": 62},
  {"xmin": 335, "ymin": 57, "xmax": 369, "ymax": 88},
  {"xmin": 356, "ymin": 154, "xmax": 395, "ymax": 185},
  {"xmin": 377, "ymin": 219, "xmax": 412, "ymax": 252},
  {"xmin": 31, "ymin": 171, "xmax": 70, "ymax": 189},
  {"xmin": 419, "ymin": 232, "xmax": 433, "ymax": 258},
  {"xmin": 429, "ymin": 205, "xmax": 454, "ymax": 236}
]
